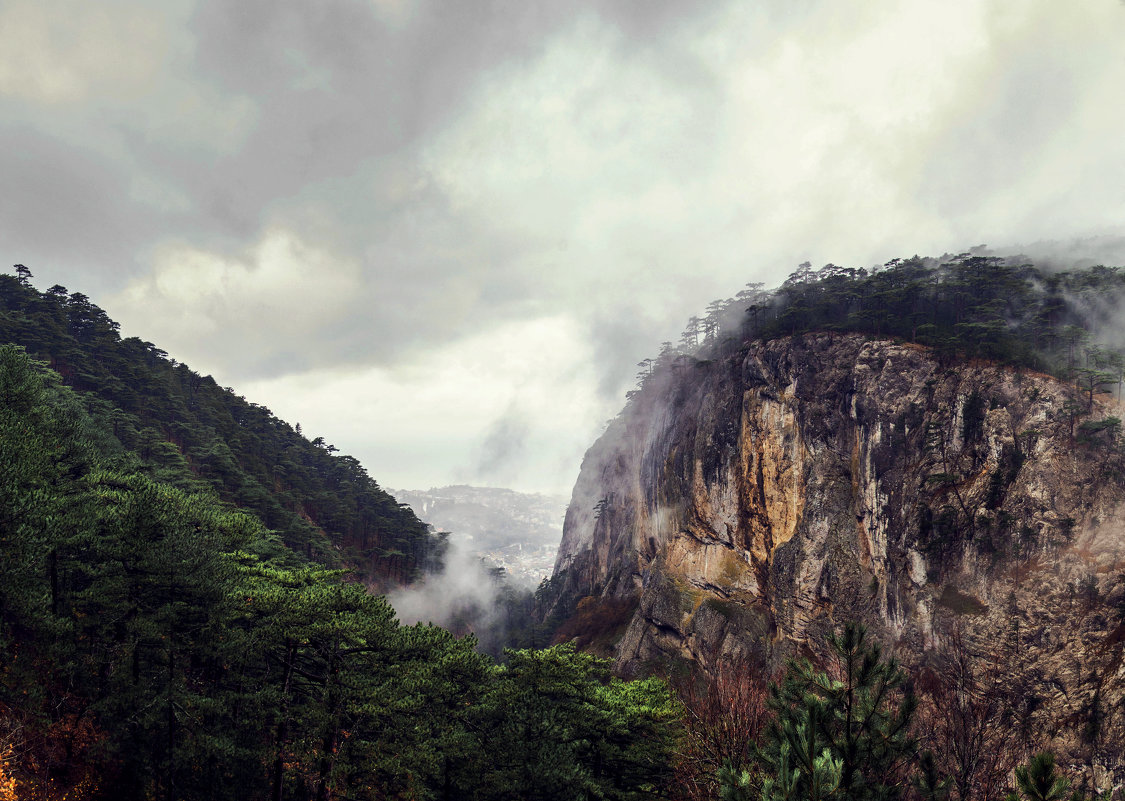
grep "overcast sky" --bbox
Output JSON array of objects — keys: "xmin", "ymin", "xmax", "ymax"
[{"xmin": 4, "ymin": 0, "xmax": 1125, "ymax": 495}]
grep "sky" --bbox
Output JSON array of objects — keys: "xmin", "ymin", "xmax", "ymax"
[{"xmin": 4, "ymin": 0, "xmax": 1125, "ymax": 495}]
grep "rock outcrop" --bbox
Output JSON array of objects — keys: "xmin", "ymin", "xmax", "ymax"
[{"xmin": 547, "ymin": 333, "xmax": 1125, "ymax": 781}]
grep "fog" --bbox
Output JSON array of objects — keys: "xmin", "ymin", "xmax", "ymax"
[{"xmin": 386, "ymin": 535, "xmax": 502, "ymax": 632}]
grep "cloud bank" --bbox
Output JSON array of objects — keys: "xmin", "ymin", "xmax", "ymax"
[{"xmin": 4, "ymin": 0, "xmax": 1125, "ymax": 493}]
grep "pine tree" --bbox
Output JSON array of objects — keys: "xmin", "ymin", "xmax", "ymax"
[
  {"xmin": 1010, "ymin": 753, "xmax": 1070, "ymax": 801},
  {"xmin": 913, "ymin": 752, "xmax": 952, "ymax": 801},
  {"xmin": 730, "ymin": 704, "xmax": 843, "ymax": 801},
  {"xmin": 762, "ymin": 623, "xmax": 918, "ymax": 801}
]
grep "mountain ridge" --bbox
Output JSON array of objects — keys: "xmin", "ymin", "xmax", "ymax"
[{"xmin": 0, "ymin": 270, "xmax": 440, "ymax": 585}]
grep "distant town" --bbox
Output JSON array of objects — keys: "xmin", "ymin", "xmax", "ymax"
[{"xmin": 390, "ymin": 485, "xmax": 567, "ymax": 587}]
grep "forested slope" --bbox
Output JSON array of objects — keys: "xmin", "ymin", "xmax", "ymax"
[
  {"xmin": 0, "ymin": 270, "xmax": 435, "ymax": 585},
  {"xmin": 0, "ymin": 342, "xmax": 678, "ymax": 799}
]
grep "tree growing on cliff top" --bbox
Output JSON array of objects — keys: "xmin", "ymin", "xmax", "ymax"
[{"xmin": 638, "ymin": 256, "xmax": 1125, "ymax": 408}]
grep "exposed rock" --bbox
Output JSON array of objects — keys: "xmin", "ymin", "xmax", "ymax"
[{"xmin": 546, "ymin": 333, "xmax": 1125, "ymax": 774}]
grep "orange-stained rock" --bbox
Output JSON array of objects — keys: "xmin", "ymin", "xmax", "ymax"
[{"xmin": 544, "ymin": 333, "xmax": 1125, "ymax": 781}]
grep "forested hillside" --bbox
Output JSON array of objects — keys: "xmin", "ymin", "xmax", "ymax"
[
  {"xmin": 0, "ymin": 341, "xmax": 679, "ymax": 799},
  {"xmin": 0, "ymin": 268, "xmax": 435, "ymax": 585}
]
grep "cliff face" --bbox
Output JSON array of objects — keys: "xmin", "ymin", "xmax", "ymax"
[{"xmin": 549, "ymin": 333, "xmax": 1125, "ymax": 775}]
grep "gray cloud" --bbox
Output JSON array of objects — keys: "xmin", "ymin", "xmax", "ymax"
[
  {"xmin": 992, "ymin": 236, "xmax": 1125, "ymax": 272},
  {"xmin": 4, "ymin": 0, "xmax": 1125, "ymax": 493},
  {"xmin": 475, "ymin": 406, "xmax": 531, "ymax": 482},
  {"xmin": 0, "ymin": 126, "xmax": 153, "ymax": 286}
]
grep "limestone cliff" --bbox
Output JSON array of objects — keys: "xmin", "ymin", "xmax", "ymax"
[{"xmin": 547, "ymin": 333, "xmax": 1125, "ymax": 780}]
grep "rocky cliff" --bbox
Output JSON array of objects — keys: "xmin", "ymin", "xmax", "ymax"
[{"xmin": 547, "ymin": 332, "xmax": 1125, "ymax": 779}]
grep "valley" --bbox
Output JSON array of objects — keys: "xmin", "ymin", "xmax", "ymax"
[
  {"xmin": 391, "ymin": 484, "xmax": 566, "ymax": 586},
  {"xmin": 5, "ymin": 253, "xmax": 1125, "ymax": 798}
]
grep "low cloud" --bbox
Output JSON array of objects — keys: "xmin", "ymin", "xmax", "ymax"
[{"xmin": 386, "ymin": 534, "xmax": 500, "ymax": 631}]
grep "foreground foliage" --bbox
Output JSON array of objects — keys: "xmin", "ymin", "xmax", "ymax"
[
  {"xmin": 716, "ymin": 624, "xmax": 916, "ymax": 801},
  {"xmin": 0, "ymin": 344, "xmax": 679, "ymax": 800},
  {"xmin": 678, "ymin": 624, "xmax": 1094, "ymax": 801}
]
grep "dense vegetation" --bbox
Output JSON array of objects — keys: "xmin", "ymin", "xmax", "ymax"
[
  {"xmin": 0, "ymin": 269, "xmax": 437, "ymax": 585},
  {"xmin": 634, "ymin": 254, "xmax": 1125, "ymax": 404},
  {"xmin": 0, "ymin": 342, "xmax": 679, "ymax": 800},
  {"xmin": 0, "ymin": 338, "xmax": 1099, "ymax": 799}
]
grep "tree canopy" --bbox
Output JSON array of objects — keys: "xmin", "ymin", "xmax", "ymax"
[
  {"xmin": 632, "ymin": 254, "xmax": 1125, "ymax": 404},
  {"xmin": 0, "ymin": 342, "xmax": 681, "ymax": 800}
]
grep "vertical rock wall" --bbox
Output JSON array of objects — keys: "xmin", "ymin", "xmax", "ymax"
[{"xmin": 546, "ymin": 333, "xmax": 1125, "ymax": 776}]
